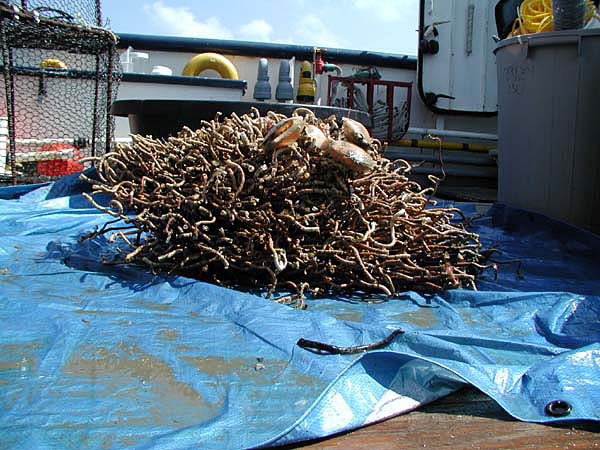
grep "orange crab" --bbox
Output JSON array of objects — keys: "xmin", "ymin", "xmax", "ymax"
[
  {"xmin": 341, "ymin": 117, "xmax": 373, "ymax": 148},
  {"xmin": 262, "ymin": 116, "xmax": 305, "ymax": 150},
  {"xmin": 262, "ymin": 113, "xmax": 376, "ymax": 173},
  {"xmin": 324, "ymin": 140, "xmax": 376, "ymax": 172}
]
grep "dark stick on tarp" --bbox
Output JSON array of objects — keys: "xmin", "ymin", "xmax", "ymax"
[{"xmin": 297, "ymin": 328, "xmax": 404, "ymax": 355}]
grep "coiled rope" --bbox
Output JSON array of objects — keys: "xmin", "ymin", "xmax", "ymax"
[{"xmin": 509, "ymin": 0, "xmax": 598, "ymax": 36}]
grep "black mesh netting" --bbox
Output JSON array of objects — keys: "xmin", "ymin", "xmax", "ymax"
[
  {"xmin": 5, "ymin": 0, "xmax": 102, "ymax": 26},
  {"xmin": 0, "ymin": 1, "xmax": 120, "ymax": 184}
]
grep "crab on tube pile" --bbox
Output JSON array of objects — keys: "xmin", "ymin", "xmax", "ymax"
[{"xmin": 82, "ymin": 108, "xmax": 488, "ymax": 305}]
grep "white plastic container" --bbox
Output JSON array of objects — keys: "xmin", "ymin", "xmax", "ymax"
[
  {"xmin": 151, "ymin": 65, "xmax": 173, "ymax": 76},
  {"xmin": 495, "ymin": 29, "xmax": 600, "ymax": 233}
]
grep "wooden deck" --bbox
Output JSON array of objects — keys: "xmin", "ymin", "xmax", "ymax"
[{"xmin": 278, "ymin": 388, "xmax": 600, "ymax": 449}]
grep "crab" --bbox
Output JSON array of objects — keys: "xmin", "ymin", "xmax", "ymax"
[
  {"xmin": 262, "ymin": 116, "xmax": 306, "ymax": 150},
  {"xmin": 325, "ymin": 139, "xmax": 376, "ymax": 172},
  {"xmin": 341, "ymin": 117, "xmax": 373, "ymax": 148},
  {"xmin": 262, "ymin": 112, "xmax": 376, "ymax": 173}
]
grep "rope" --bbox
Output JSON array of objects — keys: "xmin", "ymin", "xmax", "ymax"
[{"xmin": 509, "ymin": 0, "xmax": 599, "ymax": 36}]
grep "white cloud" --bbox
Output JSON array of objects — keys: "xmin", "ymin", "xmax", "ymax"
[
  {"xmin": 143, "ymin": 2, "xmax": 233, "ymax": 39},
  {"xmin": 239, "ymin": 19, "xmax": 273, "ymax": 42},
  {"xmin": 352, "ymin": 0, "xmax": 411, "ymax": 23},
  {"xmin": 292, "ymin": 14, "xmax": 342, "ymax": 48}
]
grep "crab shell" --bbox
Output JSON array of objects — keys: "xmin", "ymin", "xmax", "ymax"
[
  {"xmin": 262, "ymin": 116, "xmax": 305, "ymax": 149},
  {"xmin": 342, "ymin": 117, "xmax": 372, "ymax": 148},
  {"xmin": 304, "ymin": 124, "xmax": 329, "ymax": 150},
  {"xmin": 325, "ymin": 140, "xmax": 376, "ymax": 172}
]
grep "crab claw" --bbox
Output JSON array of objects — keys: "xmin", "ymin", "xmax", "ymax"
[
  {"xmin": 262, "ymin": 116, "xmax": 305, "ymax": 150},
  {"xmin": 342, "ymin": 117, "xmax": 372, "ymax": 148},
  {"xmin": 325, "ymin": 140, "xmax": 376, "ymax": 172}
]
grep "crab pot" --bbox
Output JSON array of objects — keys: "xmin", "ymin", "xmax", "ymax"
[
  {"xmin": 0, "ymin": 2, "xmax": 120, "ymax": 184},
  {"xmin": 494, "ymin": 29, "xmax": 600, "ymax": 234}
]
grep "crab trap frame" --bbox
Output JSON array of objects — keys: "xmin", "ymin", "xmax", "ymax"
[{"xmin": 0, "ymin": 0, "xmax": 120, "ymax": 184}]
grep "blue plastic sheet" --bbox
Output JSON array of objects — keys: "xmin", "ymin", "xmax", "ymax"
[{"xmin": 0, "ymin": 172, "xmax": 599, "ymax": 449}]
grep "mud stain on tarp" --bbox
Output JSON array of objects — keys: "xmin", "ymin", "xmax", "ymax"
[
  {"xmin": 0, "ymin": 356, "xmax": 36, "ymax": 371},
  {"xmin": 74, "ymin": 309, "xmax": 114, "ymax": 316},
  {"xmin": 182, "ymin": 355, "xmax": 315, "ymax": 388},
  {"xmin": 182, "ymin": 355, "xmax": 250, "ymax": 378},
  {"xmin": 459, "ymin": 309, "xmax": 479, "ymax": 327},
  {"xmin": 81, "ymin": 288, "xmax": 101, "ymax": 295},
  {"xmin": 0, "ymin": 342, "xmax": 43, "ymax": 352},
  {"xmin": 333, "ymin": 311, "xmax": 363, "ymax": 322},
  {"xmin": 131, "ymin": 299, "xmax": 171, "ymax": 311},
  {"xmin": 63, "ymin": 342, "xmax": 223, "ymax": 427},
  {"xmin": 0, "ymin": 342, "xmax": 42, "ymax": 410},
  {"xmin": 393, "ymin": 307, "xmax": 438, "ymax": 329},
  {"xmin": 0, "ymin": 274, "xmax": 19, "ymax": 283},
  {"xmin": 0, "ymin": 342, "xmax": 42, "ymax": 372},
  {"xmin": 176, "ymin": 344, "xmax": 196, "ymax": 352},
  {"xmin": 157, "ymin": 328, "xmax": 179, "ymax": 341}
]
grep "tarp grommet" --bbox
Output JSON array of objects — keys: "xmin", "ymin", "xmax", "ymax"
[{"xmin": 545, "ymin": 400, "xmax": 572, "ymax": 417}]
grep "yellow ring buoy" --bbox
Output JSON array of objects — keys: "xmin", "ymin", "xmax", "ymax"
[{"xmin": 181, "ymin": 53, "xmax": 239, "ymax": 79}]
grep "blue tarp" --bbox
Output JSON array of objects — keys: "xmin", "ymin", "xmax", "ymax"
[{"xmin": 0, "ymin": 172, "xmax": 599, "ymax": 449}]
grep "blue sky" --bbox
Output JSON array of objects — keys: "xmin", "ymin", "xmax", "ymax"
[{"xmin": 102, "ymin": 0, "xmax": 420, "ymax": 55}]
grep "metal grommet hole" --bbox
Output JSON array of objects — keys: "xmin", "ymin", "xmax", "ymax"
[{"xmin": 545, "ymin": 400, "xmax": 572, "ymax": 417}]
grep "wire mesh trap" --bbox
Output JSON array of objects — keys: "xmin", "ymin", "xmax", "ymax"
[
  {"xmin": 5, "ymin": 0, "xmax": 103, "ymax": 26},
  {"xmin": 0, "ymin": 1, "xmax": 120, "ymax": 184}
]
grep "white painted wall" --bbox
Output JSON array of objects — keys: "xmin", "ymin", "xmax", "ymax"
[
  {"xmin": 115, "ymin": 46, "xmax": 498, "ymax": 140},
  {"xmin": 421, "ymin": 0, "xmax": 498, "ymax": 113}
]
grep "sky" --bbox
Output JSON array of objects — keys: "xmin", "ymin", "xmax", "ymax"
[{"xmin": 101, "ymin": 0, "xmax": 420, "ymax": 55}]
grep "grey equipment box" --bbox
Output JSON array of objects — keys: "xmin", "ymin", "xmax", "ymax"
[{"xmin": 494, "ymin": 28, "xmax": 600, "ymax": 234}]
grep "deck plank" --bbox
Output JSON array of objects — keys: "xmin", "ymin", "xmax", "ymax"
[{"xmin": 277, "ymin": 388, "xmax": 600, "ymax": 449}]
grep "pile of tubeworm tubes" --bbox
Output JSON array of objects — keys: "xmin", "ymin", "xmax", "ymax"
[{"xmin": 81, "ymin": 108, "xmax": 494, "ymax": 308}]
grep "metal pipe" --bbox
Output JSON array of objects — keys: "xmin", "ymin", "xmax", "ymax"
[
  {"xmin": 11, "ymin": 138, "xmax": 81, "ymax": 145},
  {"xmin": 16, "ymin": 148, "xmax": 76, "ymax": 163},
  {"xmin": 410, "ymin": 165, "xmax": 497, "ymax": 179},
  {"xmin": 116, "ymin": 33, "xmax": 418, "ymax": 70},
  {"xmin": 323, "ymin": 63, "xmax": 343, "ymax": 76},
  {"xmin": 406, "ymin": 127, "xmax": 498, "ymax": 142},
  {"xmin": 385, "ymin": 149, "xmax": 496, "ymax": 166},
  {"xmin": 391, "ymin": 138, "xmax": 494, "ymax": 152}
]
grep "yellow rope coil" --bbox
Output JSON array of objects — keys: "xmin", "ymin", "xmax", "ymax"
[
  {"xmin": 40, "ymin": 58, "xmax": 67, "ymax": 69},
  {"xmin": 509, "ymin": 0, "xmax": 598, "ymax": 36}
]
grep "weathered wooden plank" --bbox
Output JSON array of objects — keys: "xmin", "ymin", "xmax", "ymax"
[{"xmin": 277, "ymin": 388, "xmax": 600, "ymax": 449}]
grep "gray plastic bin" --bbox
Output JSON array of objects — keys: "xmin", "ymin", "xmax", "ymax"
[{"xmin": 495, "ymin": 29, "xmax": 600, "ymax": 234}]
